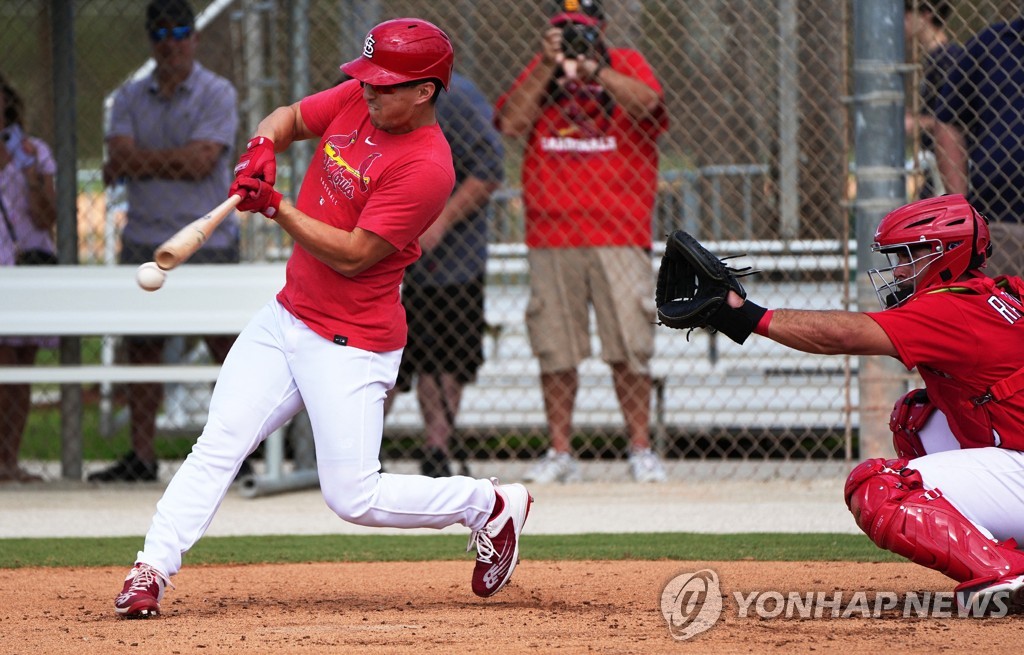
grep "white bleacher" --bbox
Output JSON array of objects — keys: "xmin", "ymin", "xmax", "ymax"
[{"xmin": 0, "ymin": 245, "xmax": 859, "ymax": 485}]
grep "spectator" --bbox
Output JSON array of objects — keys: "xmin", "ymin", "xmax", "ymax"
[
  {"xmin": 0, "ymin": 74, "xmax": 57, "ymax": 484},
  {"xmin": 904, "ymin": 0, "xmax": 961, "ymax": 199},
  {"xmin": 91, "ymin": 0, "xmax": 240, "ymax": 482},
  {"xmin": 495, "ymin": 0, "xmax": 669, "ymax": 483},
  {"xmin": 384, "ymin": 71, "xmax": 504, "ymax": 477},
  {"xmin": 934, "ymin": 13, "xmax": 1024, "ymax": 275}
]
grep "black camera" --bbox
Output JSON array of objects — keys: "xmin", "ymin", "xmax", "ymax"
[{"xmin": 561, "ymin": 23, "xmax": 601, "ymax": 58}]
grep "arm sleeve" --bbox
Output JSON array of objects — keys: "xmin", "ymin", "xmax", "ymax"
[
  {"xmin": 866, "ymin": 295, "xmax": 978, "ymax": 371},
  {"xmin": 189, "ymin": 78, "xmax": 238, "ymax": 146},
  {"xmin": 493, "ymin": 55, "xmax": 545, "ymax": 120},
  {"xmin": 300, "ymin": 81, "xmax": 359, "ymax": 136},
  {"xmin": 358, "ymin": 160, "xmax": 455, "ymax": 251},
  {"xmin": 934, "ymin": 41, "xmax": 974, "ymax": 127},
  {"xmin": 441, "ymin": 82, "xmax": 505, "ymax": 185},
  {"xmin": 30, "ymin": 138, "xmax": 57, "ymax": 177},
  {"xmin": 106, "ymin": 86, "xmax": 133, "ymax": 140},
  {"xmin": 611, "ymin": 48, "xmax": 670, "ymax": 136}
]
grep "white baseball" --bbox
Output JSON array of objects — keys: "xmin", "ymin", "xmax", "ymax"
[{"xmin": 135, "ymin": 262, "xmax": 167, "ymax": 292}]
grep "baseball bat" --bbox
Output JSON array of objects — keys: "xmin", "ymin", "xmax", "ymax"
[{"xmin": 153, "ymin": 195, "xmax": 242, "ymax": 270}]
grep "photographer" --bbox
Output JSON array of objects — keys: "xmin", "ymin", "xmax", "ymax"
[{"xmin": 496, "ymin": 0, "xmax": 669, "ymax": 483}]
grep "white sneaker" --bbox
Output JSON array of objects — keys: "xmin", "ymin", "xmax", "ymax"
[
  {"xmin": 629, "ymin": 448, "xmax": 668, "ymax": 483},
  {"xmin": 522, "ymin": 449, "xmax": 581, "ymax": 484}
]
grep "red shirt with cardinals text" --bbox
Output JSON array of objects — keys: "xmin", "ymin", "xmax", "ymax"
[
  {"xmin": 496, "ymin": 48, "xmax": 668, "ymax": 249},
  {"xmin": 276, "ymin": 80, "xmax": 455, "ymax": 351},
  {"xmin": 867, "ymin": 275, "xmax": 1024, "ymax": 450}
]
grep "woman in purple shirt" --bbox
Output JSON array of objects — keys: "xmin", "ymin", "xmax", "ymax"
[{"xmin": 0, "ymin": 73, "xmax": 57, "ymax": 483}]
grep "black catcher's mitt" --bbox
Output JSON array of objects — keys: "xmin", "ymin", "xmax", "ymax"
[{"xmin": 655, "ymin": 230, "xmax": 753, "ymax": 333}]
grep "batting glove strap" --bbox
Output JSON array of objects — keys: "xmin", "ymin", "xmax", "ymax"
[
  {"xmin": 230, "ymin": 176, "xmax": 283, "ymax": 219},
  {"xmin": 707, "ymin": 300, "xmax": 767, "ymax": 345}
]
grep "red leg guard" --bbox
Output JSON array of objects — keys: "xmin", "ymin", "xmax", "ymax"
[{"xmin": 845, "ymin": 458, "xmax": 1024, "ymax": 585}]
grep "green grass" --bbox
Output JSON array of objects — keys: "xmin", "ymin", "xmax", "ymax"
[{"xmin": 0, "ymin": 533, "xmax": 899, "ymax": 569}]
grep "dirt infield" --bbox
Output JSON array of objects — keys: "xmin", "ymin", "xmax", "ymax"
[{"xmin": 1, "ymin": 560, "xmax": 1017, "ymax": 654}]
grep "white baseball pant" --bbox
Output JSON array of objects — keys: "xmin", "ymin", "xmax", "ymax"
[
  {"xmin": 137, "ymin": 299, "xmax": 496, "ymax": 576},
  {"xmin": 910, "ymin": 409, "xmax": 1024, "ymax": 543}
]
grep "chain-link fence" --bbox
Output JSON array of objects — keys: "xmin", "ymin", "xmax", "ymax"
[{"xmin": 1, "ymin": 0, "xmax": 1021, "ymax": 484}]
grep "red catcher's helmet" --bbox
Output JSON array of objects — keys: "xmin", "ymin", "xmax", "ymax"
[
  {"xmin": 340, "ymin": 18, "xmax": 454, "ymax": 90},
  {"xmin": 868, "ymin": 194, "xmax": 992, "ymax": 308}
]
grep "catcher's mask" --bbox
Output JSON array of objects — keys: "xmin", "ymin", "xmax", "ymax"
[
  {"xmin": 868, "ymin": 194, "xmax": 991, "ymax": 308},
  {"xmin": 340, "ymin": 18, "xmax": 454, "ymax": 90}
]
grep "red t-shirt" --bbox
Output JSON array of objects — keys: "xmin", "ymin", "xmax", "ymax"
[
  {"xmin": 867, "ymin": 275, "xmax": 1024, "ymax": 450},
  {"xmin": 276, "ymin": 80, "xmax": 455, "ymax": 351},
  {"xmin": 496, "ymin": 49, "xmax": 668, "ymax": 249}
]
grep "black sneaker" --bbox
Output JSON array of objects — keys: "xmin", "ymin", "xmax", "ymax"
[
  {"xmin": 419, "ymin": 447, "xmax": 452, "ymax": 478},
  {"xmin": 88, "ymin": 452, "xmax": 158, "ymax": 482}
]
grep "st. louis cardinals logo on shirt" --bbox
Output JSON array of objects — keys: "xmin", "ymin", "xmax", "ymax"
[
  {"xmin": 321, "ymin": 130, "xmax": 381, "ymax": 200},
  {"xmin": 539, "ymin": 104, "xmax": 617, "ymax": 153}
]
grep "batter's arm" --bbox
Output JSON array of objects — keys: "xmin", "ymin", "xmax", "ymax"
[
  {"xmin": 250, "ymin": 101, "xmax": 317, "ymax": 151},
  {"xmin": 271, "ymin": 199, "xmax": 396, "ymax": 277}
]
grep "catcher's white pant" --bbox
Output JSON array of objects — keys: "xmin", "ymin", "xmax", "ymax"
[
  {"xmin": 137, "ymin": 300, "xmax": 496, "ymax": 576},
  {"xmin": 910, "ymin": 409, "xmax": 1024, "ymax": 543}
]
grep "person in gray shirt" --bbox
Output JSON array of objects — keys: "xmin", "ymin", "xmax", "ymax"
[{"xmin": 92, "ymin": 0, "xmax": 239, "ymax": 482}]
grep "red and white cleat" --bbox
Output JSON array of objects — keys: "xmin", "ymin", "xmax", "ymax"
[
  {"xmin": 469, "ymin": 479, "xmax": 533, "ymax": 598},
  {"xmin": 114, "ymin": 563, "xmax": 172, "ymax": 618}
]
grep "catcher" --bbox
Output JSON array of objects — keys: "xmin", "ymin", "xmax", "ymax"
[{"xmin": 657, "ymin": 193, "xmax": 1024, "ymax": 613}]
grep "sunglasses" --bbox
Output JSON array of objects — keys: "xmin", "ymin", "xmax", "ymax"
[
  {"xmin": 360, "ymin": 80, "xmax": 425, "ymax": 95},
  {"xmin": 149, "ymin": 25, "xmax": 194, "ymax": 42}
]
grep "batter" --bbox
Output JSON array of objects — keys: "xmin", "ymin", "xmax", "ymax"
[{"xmin": 112, "ymin": 17, "xmax": 532, "ymax": 618}]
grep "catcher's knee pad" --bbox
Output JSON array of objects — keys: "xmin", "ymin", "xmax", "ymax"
[
  {"xmin": 889, "ymin": 388, "xmax": 934, "ymax": 459},
  {"xmin": 845, "ymin": 457, "xmax": 1024, "ymax": 584},
  {"xmin": 844, "ymin": 457, "xmax": 918, "ymax": 534}
]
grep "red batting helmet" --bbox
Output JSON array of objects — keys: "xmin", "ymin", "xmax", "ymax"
[
  {"xmin": 340, "ymin": 18, "xmax": 454, "ymax": 90},
  {"xmin": 868, "ymin": 194, "xmax": 992, "ymax": 308}
]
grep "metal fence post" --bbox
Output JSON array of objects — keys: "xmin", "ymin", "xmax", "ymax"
[
  {"xmin": 51, "ymin": 0, "xmax": 83, "ymax": 481},
  {"xmin": 852, "ymin": 0, "xmax": 909, "ymax": 460}
]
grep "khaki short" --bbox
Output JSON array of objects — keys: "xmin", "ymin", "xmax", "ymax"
[
  {"xmin": 986, "ymin": 222, "xmax": 1024, "ymax": 278},
  {"xmin": 525, "ymin": 246, "xmax": 655, "ymax": 375}
]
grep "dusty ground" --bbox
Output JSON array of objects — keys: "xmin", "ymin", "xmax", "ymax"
[{"xmin": 2, "ymin": 560, "xmax": 1021, "ymax": 654}]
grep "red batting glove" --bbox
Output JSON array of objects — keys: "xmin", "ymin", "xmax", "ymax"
[
  {"xmin": 233, "ymin": 136, "xmax": 276, "ymax": 184},
  {"xmin": 230, "ymin": 176, "xmax": 283, "ymax": 218}
]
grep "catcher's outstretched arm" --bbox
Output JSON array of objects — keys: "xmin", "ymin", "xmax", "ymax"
[{"xmin": 726, "ymin": 291, "xmax": 897, "ymax": 357}]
